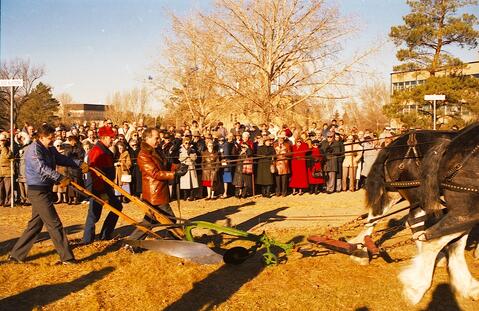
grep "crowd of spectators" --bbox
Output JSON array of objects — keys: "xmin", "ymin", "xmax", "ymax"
[{"xmin": 0, "ymin": 118, "xmax": 404, "ymax": 207}]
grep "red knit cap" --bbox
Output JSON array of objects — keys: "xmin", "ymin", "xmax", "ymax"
[{"xmin": 98, "ymin": 126, "xmax": 116, "ymax": 138}]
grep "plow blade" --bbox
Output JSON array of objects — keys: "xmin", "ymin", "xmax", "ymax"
[{"xmin": 124, "ymin": 239, "xmax": 223, "ymax": 265}]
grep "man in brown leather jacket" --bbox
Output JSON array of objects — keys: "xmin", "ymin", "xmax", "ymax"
[{"xmin": 127, "ymin": 128, "xmax": 187, "ymax": 241}]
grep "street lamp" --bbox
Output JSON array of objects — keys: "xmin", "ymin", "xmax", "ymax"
[{"xmin": 424, "ymin": 94, "xmax": 445, "ymax": 130}]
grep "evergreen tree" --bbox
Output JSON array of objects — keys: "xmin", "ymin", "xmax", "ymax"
[
  {"xmin": 390, "ymin": 0, "xmax": 479, "ymax": 75},
  {"xmin": 17, "ymin": 82, "xmax": 59, "ymax": 127},
  {"xmin": 384, "ymin": 75, "xmax": 479, "ymax": 127}
]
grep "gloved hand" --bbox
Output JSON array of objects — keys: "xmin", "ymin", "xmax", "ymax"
[
  {"xmin": 58, "ymin": 177, "xmax": 71, "ymax": 188},
  {"xmin": 175, "ymin": 164, "xmax": 188, "ymax": 177},
  {"xmin": 80, "ymin": 162, "xmax": 89, "ymax": 174}
]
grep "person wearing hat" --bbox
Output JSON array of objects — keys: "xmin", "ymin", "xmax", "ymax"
[
  {"xmin": 256, "ymin": 135, "xmax": 275, "ymax": 197},
  {"xmin": 201, "ymin": 140, "xmax": 219, "ymax": 200},
  {"xmin": 83, "ymin": 126, "xmax": 123, "ymax": 244},
  {"xmin": 321, "ymin": 131, "xmax": 340, "ymax": 193},
  {"xmin": 273, "ymin": 132, "xmax": 291, "ymax": 196},
  {"xmin": 233, "ymin": 141, "xmax": 253, "ymax": 198},
  {"xmin": 178, "ymin": 136, "xmax": 199, "ymax": 201},
  {"xmin": 289, "ymin": 137, "xmax": 309, "ymax": 195},
  {"xmin": 15, "ymin": 132, "xmax": 32, "ymax": 206},
  {"xmin": 308, "ymin": 140, "xmax": 325, "ymax": 194},
  {"xmin": 9, "ymin": 124, "xmax": 88, "ymax": 264},
  {"xmin": 0, "ymin": 132, "xmax": 13, "ymax": 206}
]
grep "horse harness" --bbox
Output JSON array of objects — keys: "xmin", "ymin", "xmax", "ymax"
[
  {"xmin": 384, "ymin": 132, "xmax": 479, "ymax": 194},
  {"xmin": 440, "ymin": 143, "xmax": 479, "ymax": 194},
  {"xmin": 385, "ymin": 132, "xmax": 422, "ymax": 189}
]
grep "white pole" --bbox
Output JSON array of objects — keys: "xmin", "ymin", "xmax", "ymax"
[
  {"xmin": 10, "ymin": 86, "xmax": 14, "ymax": 208},
  {"xmin": 433, "ymin": 99, "xmax": 437, "ymax": 130}
]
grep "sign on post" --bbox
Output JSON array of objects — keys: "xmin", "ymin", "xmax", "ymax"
[
  {"xmin": 424, "ymin": 94, "xmax": 446, "ymax": 101},
  {"xmin": 424, "ymin": 94, "xmax": 445, "ymax": 131},
  {"xmin": 0, "ymin": 79, "xmax": 24, "ymax": 87}
]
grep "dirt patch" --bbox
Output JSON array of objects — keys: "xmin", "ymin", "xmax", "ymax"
[{"xmin": 0, "ymin": 190, "xmax": 478, "ymax": 310}]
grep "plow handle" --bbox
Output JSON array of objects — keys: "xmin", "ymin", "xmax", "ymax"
[
  {"xmin": 89, "ymin": 167, "xmax": 184, "ymax": 239},
  {"xmin": 70, "ymin": 181, "xmax": 161, "ymax": 239}
]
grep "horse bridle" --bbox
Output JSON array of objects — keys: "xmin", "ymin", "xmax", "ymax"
[{"xmin": 384, "ymin": 132, "xmax": 422, "ymax": 189}]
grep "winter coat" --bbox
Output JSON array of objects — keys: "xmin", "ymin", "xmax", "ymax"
[
  {"xmin": 129, "ymin": 147, "xmax": 142, "ymax": 195},
  {"xmin": 233, "ymin": 146, "xmax": 253, "ymax": 187},
  {"xmin": 256, "ymin": 145, "xmax": 275, "ymax": 186},
  {"xmin": 0, "ymin": 145, "xmax": 12, "ymax": 177},
  {"xmin": 179, "ymin": 145, "xmax": 199, "ymax": 189},
  {"xmin": 64, "ymin": 142, "xmax": 85, "ymax": 180},
  {"xmin": 88, "ymin": 141, "xmax": 116, "ymax": 194},
  {"xmin": 308, "ymin": 146, "xmax": 325, "ymax": 185},
  {"xmin": 114, "ymin": 150, "xmax": 132, "ymax": 185},
  {"xmin": 137, "ymin": 142, "xmax": 176, "ymax": 206},
  {"xmin": 25, "ymin": 140, "xmax": 80, "ymax": 187},
  {"xmin": 342, "ymin": 141, "xmax": 362, "ymax": 168},
  {"xmin": 321, "ymin": 140, "xmax": 340, "ymax": 172},
  {"xmin": 273, "ymin": 142, "xmax": 291, "ymax": 175},
  {"xmin": 289, "ymin": 142, "xmax": 309, "ymax": 189},
  {"xmin": 201, "ymin": 150, "xmax": 219, "ymax": 183}
]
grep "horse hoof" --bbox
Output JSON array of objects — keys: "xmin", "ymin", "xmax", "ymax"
[
  {"xmin": 350, "ymin": 250, "xmax": 370, "ymax": 265},
  {"xmin": 402, "ymin": 286, "xmax": 425, "ymax": 305}
]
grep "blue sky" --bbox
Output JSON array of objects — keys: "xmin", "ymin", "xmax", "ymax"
[{"xmin": 1, "ymin": 0, "xmax": 478, "ymax": 111}]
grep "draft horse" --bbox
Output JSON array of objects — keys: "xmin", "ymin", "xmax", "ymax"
[
  {"xmin": 399, "ymin": 122, "xmax": 479, "ymax": 304},
  {"xmin": 349, "ymin": 129, "xmax": 458, "ymax": 256}
]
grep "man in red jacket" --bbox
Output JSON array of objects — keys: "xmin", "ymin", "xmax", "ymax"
[
  {"xmin": 83, "ymin": 126, "xmax": 123, "ymax": 244},
  {"xmin": 127, "ymin": 128, "xmax": 187, "ymax": 242}
]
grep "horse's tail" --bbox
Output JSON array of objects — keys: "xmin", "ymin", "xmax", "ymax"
[
  {"xmin": 420, "ymin": 139, "xmax": 451, "ymax": 217},
  {"xmin": 365, "ymin": 148, "xmax": 391, "ymax": 216}
]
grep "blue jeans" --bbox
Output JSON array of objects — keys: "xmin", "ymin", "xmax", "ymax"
[{"xmin": 83, "ymin": 186, "xmax": 123, "ymax": 244}]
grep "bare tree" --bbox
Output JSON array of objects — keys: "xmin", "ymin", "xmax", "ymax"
[
  {"xmin": 57, "ymin": 93, "xmax": 74, "ymax": 121},
  {"xmin": 0, "ymin": 58, "xmax": 45, "ymax": 128},
  {"xmin": 105, "ymin": 87, "xmax": 151, "ymax": 124},
  {"xmin": 358, "ymin": 82, "xmax": 390, "ymax": 131},
  {"xmin": 154, "ymin": 0, "xmax": 377, "ymax": 125}
]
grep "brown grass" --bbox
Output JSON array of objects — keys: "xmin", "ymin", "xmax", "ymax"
[{"xmin": 0, "ymin": 190, "xmax": 478, "ymax": 310}]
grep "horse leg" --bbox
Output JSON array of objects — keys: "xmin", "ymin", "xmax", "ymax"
[
  {"xmin": 348, "ymin": 193, "xmax": 402, "ymax": 265},
  {"xmin": 447, "ymin": 232, "xmax": 479, "ymax": 300},
  {"xmin": 349, "ymin": 192, "xmax": 402, "ymax": 244},
  {"xmin": 399, "ymin": 231, "xmax": 464, "ymax": 305}
]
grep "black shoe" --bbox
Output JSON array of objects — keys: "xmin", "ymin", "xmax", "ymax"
[
  {"xmin": 55, "ymin": 259, "xmax": 78, "ymax": 265},
  {"xmin": 7, "ymin": 255, "xmax": 24, "ymax": 264}
]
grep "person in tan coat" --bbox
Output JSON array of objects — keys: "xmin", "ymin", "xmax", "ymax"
[
  {"xmin": 127, "ymin": 128, "xmax": 187, "ymax": 242},
  {"xmin": 342, "ymin": 135, "xmax": 362, "ymax": 192},
  {"xmin": 0, "ymin": 133, "xmax": 13, "ymax": 206},
  {"xmin": 114, "ymin": 142, "xmax": 132, "ymax": 201}
]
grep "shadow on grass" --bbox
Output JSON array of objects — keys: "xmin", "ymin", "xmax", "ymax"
[
  {"xmin": 0, "ymin": 266, "xmax": 114, "ymax": 311},
  {"xmin": 423, "ymin": 283, "xmax": 461, "ymax": 311},
  {"xmin": 164, "ymin": 234, "xmax": 298, "ymax": 310}
]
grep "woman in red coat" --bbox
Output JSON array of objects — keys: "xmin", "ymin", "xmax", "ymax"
[
  {"xmin": 289, "ymin": 138, "xmax": 309, "ymax": 195},
  {"xmin": 308, "ymin": 140, "xmax": 325, "ymax": 194}
]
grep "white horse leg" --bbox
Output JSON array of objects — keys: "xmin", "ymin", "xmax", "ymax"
[
  {"xmin": 349, "ymin": 193, "xmax": 402, "ymax": 244},
  {"xmin": 399, "ymin": 231, "xmax": 464, "ymax": 305},
  {"xmin": 448, "ymin": 233, "xmax": 479, "ymax": 300}
]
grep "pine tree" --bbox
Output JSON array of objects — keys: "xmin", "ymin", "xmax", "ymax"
[
  {"xmin": 390, "ymin": 0, "xmax": 479, "ymax": 75},
  {"xmin": 17, "ymin": 82, "xmax": 60, "ymax": 127}
]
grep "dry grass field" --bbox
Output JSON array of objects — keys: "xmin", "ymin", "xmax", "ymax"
[{"xmin": 0, "ymin": 190, "xmax": 478, "ymax": 310}]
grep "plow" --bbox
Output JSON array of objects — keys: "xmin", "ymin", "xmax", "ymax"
[
  {"xmin": 71, "ymin": 167, "xmax": 294, "ymax": 266},
  {"xmin": 71, "ymin": 167, "xmax": 410, "ymax": 266}
]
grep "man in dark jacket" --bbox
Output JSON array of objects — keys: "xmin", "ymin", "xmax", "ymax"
[
  {"xmin": 321, "ymin": 132, "xmax": 340, "ymax": 193},
  {"xmin": 83, "ymin": 126, "xmax": 122, "ymax": 244},
  {"xmin": 9, "ymin": 124, "xmax": 88, "ymax": 264},
  {"xmin": 128, "ymin": 128, "xmax": 187, "ymax": 241}
]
